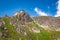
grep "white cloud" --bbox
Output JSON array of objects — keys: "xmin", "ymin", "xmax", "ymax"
[
  {"xmin": 54, "ymin": 0, "xmax": 60, "ymax": 17},
  {"xmin": 34, "ymin": 7, "xmax": 48, "ymax": 16}
]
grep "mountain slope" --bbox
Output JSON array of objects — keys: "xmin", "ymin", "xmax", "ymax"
[
  {"xmin": 0, "ymin": 10, "xmax": 60, "ymax": 40},
  {"xmin": 33, "ymin": 16, "xmax": 60, "ymax": 31}
]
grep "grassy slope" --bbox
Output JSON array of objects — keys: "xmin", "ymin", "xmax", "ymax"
[
  {"xmin": 0, "ymin": 17, "xmax": 60, "ymax": 40},
  {"xmin": 26, "ymin": 22, "xmax": 53, "ymax": 40},
  {"xmin": 0, "ymin": 17, "xmax": 20, "ymax": 40},
  {"xmin": 0, "ymin": 17, "xmax": 28, "ymax": 40},
  {"xmin": 33, "ymin": 22, "xmax": 60, "ymax": 40}
]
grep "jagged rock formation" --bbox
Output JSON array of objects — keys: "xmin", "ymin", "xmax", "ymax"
[
  {"xmin": 10, "ymin": 10, "xmax": 34, "ymax": 35},
  {"xmin": 11, "ymin": 10, "xmax": 33, "ymax": 25}
]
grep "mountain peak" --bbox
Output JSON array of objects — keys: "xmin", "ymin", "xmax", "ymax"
[
  {"xmin": 11, "ymin": 10, "xmax": 33, "ymax": 25},
  {"xmin": 14, "ymin": 10, "xmax": 26, "ymax": 16}
]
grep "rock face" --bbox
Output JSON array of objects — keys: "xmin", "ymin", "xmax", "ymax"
[
  {"xmin": 10, "ymin": 10, "xmax": 33, "ymax": 34},
  {"xmin": 33, "ymin": 16, "xmax": 60, "ymax": 31},
  {"xmin": 11, "ymin": 10, "xmax": 33, "ymax": 25}
]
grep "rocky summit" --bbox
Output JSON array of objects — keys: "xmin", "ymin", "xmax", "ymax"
[
  {"xmin": 0, "ymin": 10, "xmax": 60, "ymax": 40},
  {"xmin": 11, "ymin": 10, "xmax": 33, "ymax": 25}
]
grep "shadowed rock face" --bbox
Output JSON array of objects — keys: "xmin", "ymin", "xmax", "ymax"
[
  {"xmin": 11, "ymin": 10, "xmax": 33, "ymax": 25},
  {"xmin": 33, "ymin": 16, "xmax": 60, "ymax": 31}
]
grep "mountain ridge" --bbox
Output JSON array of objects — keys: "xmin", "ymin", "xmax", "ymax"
[
  {"xmin": 33, "ymin": 16, "xmax": 60, "ymax": 31},
  {"xmin": 0, "ymin": 10, "xmax": 60, "ymax": 40}
]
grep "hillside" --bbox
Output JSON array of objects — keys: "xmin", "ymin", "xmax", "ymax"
[
  {"xmin": 0, "ymin": 10, "xmax": 60, "ymax": 40},
  {"xmin": 33, "ymin": 16, "xmax": 60, "ymax": 31}
]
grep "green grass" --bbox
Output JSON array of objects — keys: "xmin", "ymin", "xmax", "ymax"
[
  {"xmin": 26, "ymin": 22, "xmax": 54, "ymax": 40},
  {"xmin": 30, "ymin": 22, "xmax": 60, "ymax": 40},
  {"xmin": 0, "ymin": 17, "xmax": 60, "ymax": 40},
  {"xmin": 1, "ymin": 17, "xmax": 28, "ymax": 40},
  {"xmin": 2, "ymin": 17, "xmax": 20, "ymax": 40}
]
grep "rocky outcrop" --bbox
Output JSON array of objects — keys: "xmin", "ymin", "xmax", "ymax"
[
  {"xmin": 10, "ymin": 10, "xmax": 33, "ymax": 34},
  {"xmin": 11, "ymin": 10, "xmax": 33, "ymax": 25}
]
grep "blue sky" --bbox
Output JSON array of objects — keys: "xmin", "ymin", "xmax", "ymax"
[{"xmin": 0, "ymin": 0, "xmax": 60, "ymax": 17}]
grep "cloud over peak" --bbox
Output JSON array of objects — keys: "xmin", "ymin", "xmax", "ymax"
[{"xmin": 34, "ymin": 7, "xmax": 48, "ymax": 16}]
